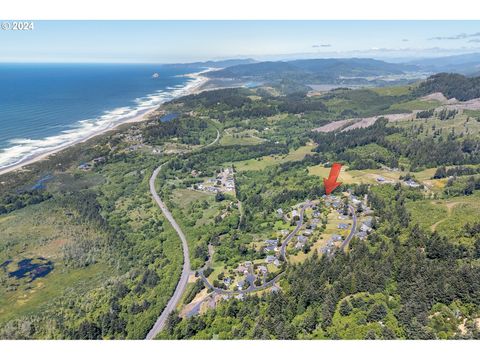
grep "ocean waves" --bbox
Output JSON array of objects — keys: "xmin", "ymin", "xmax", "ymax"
[{"xmin": 0, "ymin": 70, "xmax": 206, "ymax": 171}]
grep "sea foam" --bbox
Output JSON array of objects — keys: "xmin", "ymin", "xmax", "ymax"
[{"xmin": 0, "ymin": 71, "xmax": 206, "ymax": 171}]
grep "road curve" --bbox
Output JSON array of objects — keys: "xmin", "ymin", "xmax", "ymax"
[
  {"xmin": 280, "ymin": 202, "xmax": 310, "ymax": 260},
  {"xmin": 145, "ymin": 125, "xmax": 219, "ymax": 339},
  {"xmin": 199, "ymin": 200, "xmax": 358, "ymax": 295},
  {"xmin": 198, "ymin": 202, "xmax": 311, "ymax": 295},
  {"xmin": 145, "ymin": 163, "xmax": 192, "ymax": 340}
]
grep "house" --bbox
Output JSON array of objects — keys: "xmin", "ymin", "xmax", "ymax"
[
  {"xmin": 362, "ymin": 218, "xmax": 373, "ymax": 228},
  {"xmin": 360, "ymin": 224, "xmax": 372, "ymax": 233},
  {"xmin": 264, "ymin": 245, "xmax": 277, "ymax": 253},
  {"xmin": 279, "ymin": 229, "xmax": 290, "ymax": 236},
  {"xmin": 258, "ymin": 265, "xmax": 268, "ymax": 274},
  {"xmin": 331, "ymin": 234, "xmax": 342, "ymax": 242},
  {"xmin": 273, "ymin": 259, "xmax": 281, "ymax": 267},
  {"xmin": 237, "ymin": 265, "xmax": 248, "ymax": 274},
  {"xmin": 303, "ymin": 229, "xmax": 313, "ymax": 236},
  {"xmin": 357, "ymin": 231, "xmax": 368, "ymax": 240},
  {"xmin": 223, "ymin": 277, "xmax": 232, "ymax": 286},
  {"xmin": 78, "ymin": 163, "xmax": 91, "ymax": 171},
  {"xmin": 92, "ymin": 156, "xmax": 106, "ymax": 164},
  {"xmin": 377, "ymin": 176, "xmax": 385, "ymax": 183},
  {"xmin": 297, "ymin": 235, "xmax": 307, "ymax": 243},
  {"xmin": 351, "ymin": 198, "xmax": 362, "ymax": 206},
  {"xmin": 405, "ymin": 179, "xmax": 420, "ymax": 188},
  {"xmin": 235, "ymin": 293, "xmax": 245, "ymax": 300},
  {"xmin": 291, "ymin": 209, "xmax": 299, "ymax": 218},
  {"xmin": 266, "ymin": 255, "xmax": 276, "ymax": 263},
  {"xmin": 265, "ymin": 239, "xmax": 278, "ymax": 246},
  {"xmin": 237, "ymin": 280, "xmax": 245, "ymax": 290},
  {"xmin": 277, "ymin": 208, "xmax": 284, "ymax": 217},
  {"xmin": 313, "ymin": 211, "xmax": 321, "ymax": 218},
  {"xmin": 295, "ymin": 242, "xmax": 305, "ymax": 249},
  {"xmin": 338, "ymin": 223, "xmax": 349, "ymax": 230}
]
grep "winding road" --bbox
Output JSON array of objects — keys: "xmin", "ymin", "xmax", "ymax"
[
  {"xmin": 145, "ymin": 163, "xmax": 192, "ymax": 339},
  {"xmin": 280, "ymin": 202, "xmax": 310, "ymax": 260},
  {"xmin": 145, "ymin": 127, "xmax": 220, "ymax": 340},
  {"xmin": 145, "ymin": 126, "xmax": 357, "ymax": 337}
]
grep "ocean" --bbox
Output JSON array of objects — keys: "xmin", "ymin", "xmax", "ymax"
[{"xmin": 0, "ymin": 63, "xmax": 203, "ymax": 170}]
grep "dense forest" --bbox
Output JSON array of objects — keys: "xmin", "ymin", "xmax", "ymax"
[
  {"xmin": 415, "ymin": 73, "xmax": 480, "ymax": 101},
  {"xmin": 311, "ymin": 119, "xmax": 480, "ymax": 171},
  {"xmin": 159, "ymin": 184, "xmax": 480, "ymax": 340},
  {"xmin": 2, "ymin": 71, "xmax": 480, "ymax": 340}
]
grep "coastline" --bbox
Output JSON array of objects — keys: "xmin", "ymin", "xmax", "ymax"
[{"xmin": 0, "ymin": 69, "xmax": 210, "ymax": 177}]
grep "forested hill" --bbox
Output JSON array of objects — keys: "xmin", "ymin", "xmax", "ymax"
[
  {"xmin": 415, "ymin": 73, "xmax": 480, "ymax": 101},
  {"xmin": 206, "ymin": 58, "xmax": 418, "ymax": 83}
]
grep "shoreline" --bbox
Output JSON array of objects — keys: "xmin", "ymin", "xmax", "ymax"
[{"xmin": 0, "ymin": 69, "xmax": 210, "ymax": 177}]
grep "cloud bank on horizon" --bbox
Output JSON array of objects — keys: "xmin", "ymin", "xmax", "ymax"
[{"xmin": 1, "ymin": 20, "xmax": 480, "ymax": 63}]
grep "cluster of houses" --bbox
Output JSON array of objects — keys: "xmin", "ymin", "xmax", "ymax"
[
  {"xmin": 263, "ymin": 238, "xmax": 281, "ymax": 267},
  {"xmin": 193, "ymin": 167, "xmax": 236, "ymax": 194},
  {"xmin": 377, "ymin": 175, "xmax": 421, "ymax": 188}
]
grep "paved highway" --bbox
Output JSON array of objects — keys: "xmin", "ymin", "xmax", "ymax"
[
  {"xmin": 145, "ymin": 163, "xmax": 192, "ymax": 339},
  {"xmin": 145, "ymin": 127, "xmax": 220, "ymax": 339}
]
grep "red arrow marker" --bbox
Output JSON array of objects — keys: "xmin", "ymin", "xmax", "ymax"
[{"xmin": 323, "ymin": 163, "xmax": 343, "ymax": 195}]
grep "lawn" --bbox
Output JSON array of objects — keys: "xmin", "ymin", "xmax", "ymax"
[
  {"xmin": 219, "ymin": 129, "xmax": 265, "ymax": 146},
  {"xmin": 232, "ymin": 143, "xmax": 316, "ymax": 172},
  {"xmin": 308, "ymin": 164, "xmax": 449, "ymax": 192},
  {"xmin": 171, "ymin": 188, "xmax": 213, "ymax": 210},
  {"xmin": 308, "ymin": 165, "xmax": 397, "ymax": 185}
]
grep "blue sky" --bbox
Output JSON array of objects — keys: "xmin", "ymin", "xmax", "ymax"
[{"xmin": 1, "ymin": 21, "xmax": 480, "ymax": 63}]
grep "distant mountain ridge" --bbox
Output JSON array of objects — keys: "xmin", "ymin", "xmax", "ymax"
[
  {"xmin": 205, "ymin": 58, "xmax": 420, "ymax": 85},
  {"xmin": 407, "ymin": 53, "xmax": 480, "ymax": 75},
  {"xmin": 162, "ymin": 58, "xmax": 257, "ymax": 69}
]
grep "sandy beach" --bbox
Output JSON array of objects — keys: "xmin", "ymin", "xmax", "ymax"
[{"xmin": 0, "ymin": 70, "xmax": 210, "ymax": 177}]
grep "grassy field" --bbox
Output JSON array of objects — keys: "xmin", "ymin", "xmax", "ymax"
[
  {"xmin": 232, "ymin": 143, "xmax": 316, "ymax": 172},
  {"xmin": 389, "ymin": 99, "xmax": 440, "ymax": 112},
  {"xmin": 370, "ymin": 85, "xmax": 411, "ymax": 97},
  {"xmin": 406, "ymin": 191, "xmax": 480, "ymax": 245},
  {"xmin": 0, "ymin": 263, "xmax": 111, "ymax": 324},
  {"xmin": 308, "ymin": 165, "xmax": 400, "ymax": 185},
  {"xmin": 308, "ymin": 164, "xmax": 448, "ymax": 192},
  {"xmin": 0, "ymin": 201, "xmax": 113, "ymax": 324},
  {"xmin": 219, "ymin": 129, "xmax": 265, "ymax": 146},
  {"xmin": 171, "ymin": 188, "xmax": 213, "ymax": 209}
]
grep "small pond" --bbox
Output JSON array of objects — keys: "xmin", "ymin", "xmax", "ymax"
[
  {"xmin": 159, "ymin": 113, "xmax": 179, "ymax": 122},
  {"xmin": 2, "ymin": 257, "xmax": 54, "ymax": 282}
]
